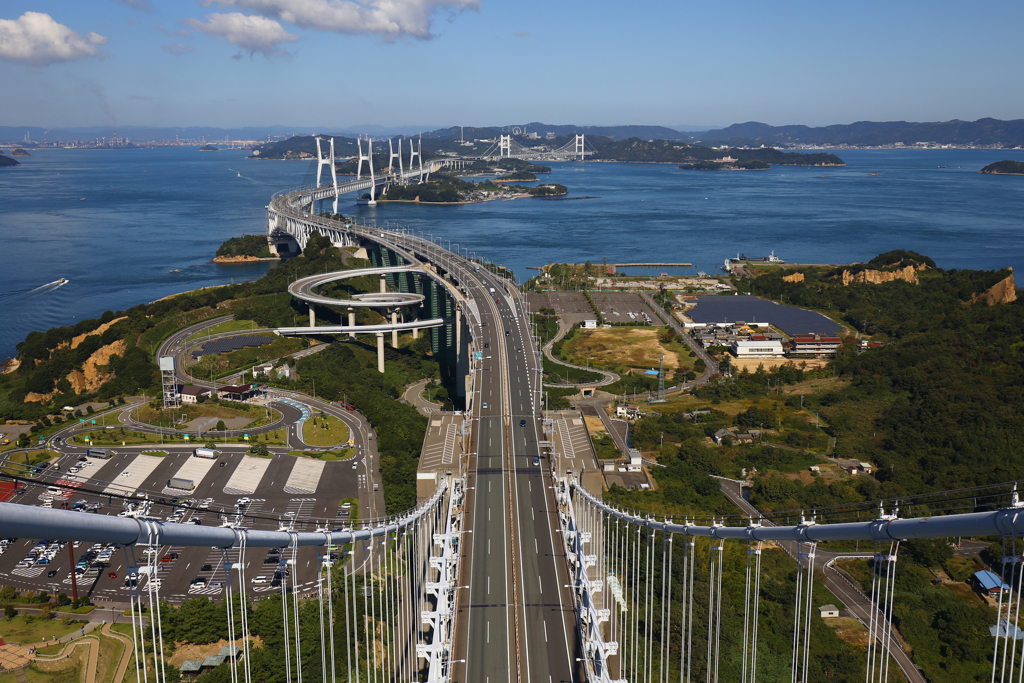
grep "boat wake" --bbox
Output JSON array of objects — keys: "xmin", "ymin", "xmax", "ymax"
[{"xmin": 0, "ymin": 279, "xmax": 68, "ymax": 301}]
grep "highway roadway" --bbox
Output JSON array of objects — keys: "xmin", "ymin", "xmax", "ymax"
[{"xmin": 437, "ymin": 254, "xmax": 578, "ymax": 682}]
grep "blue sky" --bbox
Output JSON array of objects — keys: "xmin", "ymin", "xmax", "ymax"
[{"xmin": 2, "ymin": 0, "xmax": 1022, "ymax": 130}]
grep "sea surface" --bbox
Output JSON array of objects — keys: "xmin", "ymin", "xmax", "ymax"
[{"xmin": 2, "ymin": 146, "xmax": 1024, "ymax": 359}]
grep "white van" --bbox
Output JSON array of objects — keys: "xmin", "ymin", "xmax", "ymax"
[
  {"xmin": 46, "ymin": 486, "xmax": 61, "ymax": 496},
  {"xmin": 251, "ymin": 576, "xmax": 270, "ymax": 585}
]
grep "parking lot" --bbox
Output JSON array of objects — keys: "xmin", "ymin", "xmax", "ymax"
[
  {"xmin": 588, "ymin": 291, "xmax": 659, "ymax": 324},
  {"xmin": 527, "ymin": 292, "xmax": 595, "ymax": 326},
  {"xmin": 0, "ymin": 447, "xmax": 362, "ymax": 604}
]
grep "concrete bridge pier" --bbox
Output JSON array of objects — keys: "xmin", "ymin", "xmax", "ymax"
[
  {"xmin": 309, "ymin": 305, "xmax": 315, "ymax": 328},
  {"xmin": 376, "ymin": 332, "xmax": 385, "ymax": 373},
  {"xmin": 391, "ymin": 309, "xmax": 399, "ymax": 348},
  {"xmin": 380, "ymin": 274, "xmax": 387, "ymax": 293},
  {"xmin": 348, "ymin": 307, "xmax": 355, "ymax": 338}
]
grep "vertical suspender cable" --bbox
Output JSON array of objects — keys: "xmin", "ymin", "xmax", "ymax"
[
  {"xmin": 122, "ymin": 546, "xmax": 146, "ymax": 683},
  {"xmin": 801, "ymin": 542, "xmax": 817, "ymax": 682},
  {"xmin": 742, "ymin": 539, "xmax": 753, "ymax": 683},
  {"xmin": 687, "ymin": 531, "xmax": 695, "ymax": 683},
  {"xmin": 751, "ymin": 541, "xmax": 763, "ymax": 683},
  {"xmin": 317, "ymin": 543, "xmax": 327, "ymax": 683},
  {"xmin": 994, "ymin": 532, "xmax": 1011, "ymax": 683},
  {"xmin": 291, "ymin": 532, "xmax": 304, "ymax": 683},
  {"xmin": 221, "ymin": 547, "xmax": 238, "ymax": 683},
  {"xmin": 647, "ymin": 527, "xmax": 655, "ymax": 683},
  {"xmin": 880, "ymin": 542, "xmax": 899, "ymax": 683},
  {"xmin": 664, "ymin": 532, "xmax": 673, "ymax": 683},
  {"xmin": 282, "ymin": 542, "xmax": 293, "ymax": 683},
  {"xmin": 790, "ymin": 539, "xmax": 804, "ymax": 683},
  {"xmin": 325, "ymin": 531, "xmax": 336, "ymax": 683}
]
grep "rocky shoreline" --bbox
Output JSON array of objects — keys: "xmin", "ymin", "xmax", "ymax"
[{"xmin": 212, "ymin": 254, "xmax": 280, "ymax": 264}]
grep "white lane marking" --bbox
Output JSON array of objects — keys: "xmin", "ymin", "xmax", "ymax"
[
  {"xmin": 532, "ymin": 508, "xmax": 535, "ymax": 520},
  {"xmin": 487, "ymin": 576, "xmax": 490, "ymax": 595},
  {"xmin": 528, "ymin": 480, "xmax": 531, "ymax": 492},
  {"xmin": 488, "ymin": 507, "xmax": 491, "ymax": 521},
  {"xmin": 488, "ymin": 539, "xmax": 491, "ymax": 554},
  {"xmin": 539, "ymin": 574, "xmax": 543, "ymax": 593},
  {"xmin": 488, "ymin": 480, "xmax": 491, "ymax": 493},
  {"xmin": 534, "ymin": 538, "xmax": 538, "ymax": 553},
  {"xmin": 487, "ymin": 621, "xmax": 490, "ymax": 644},
  {"xmin": 543, "ymin": 620, "xmax": 548, "ymax": 642}
]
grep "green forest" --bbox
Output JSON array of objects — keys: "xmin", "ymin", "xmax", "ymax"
[{"xmin": 215, "ymin": 234, "xmax": 273, "ymax": 258}]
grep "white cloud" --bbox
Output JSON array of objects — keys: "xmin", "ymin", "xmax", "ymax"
[
  {"xmin": 184, "ymin": 12, "xmax": 299, "ymax": 56},
  {"xmin": 162, "ymin": 43, "xmax": 196, "ymax": 56},
  {"xmin": 0, "ymin": 12, "xmax": 106, "ymax": 67},
  {"xmin": 200, "ymin": 0, "xmax": 479, "ymax": 41}
]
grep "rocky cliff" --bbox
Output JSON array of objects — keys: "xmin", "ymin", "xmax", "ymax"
[
  {"xmin": 972, "ymin": 269, "xmax": 1017, "ymax": 306},
  {"xmin": 839, "ymin": 265, "xmax": 919, "ymax": 286},
  {"xmin": 782, "ymin": 272, "xmax": 805, "ymax": 283}
]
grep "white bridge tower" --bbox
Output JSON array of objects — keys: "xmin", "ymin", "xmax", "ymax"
[
  {"xmin": 356, "ymin": 135, "xmax": 376, "ymax": 206},
  {"xmin": 408, "ymin": 134, "xmax": 426, "ymax": 182},
  {"xmin": 575, "ymin": 133, "xmax": 586, "ymax": 161},
  {"xmin": 315, "ymin": 136, "xmax": 339, "ymax": 213},
  {"xmin": 499, "ymin": 134, "xmax": 512, "ymax": 159}
]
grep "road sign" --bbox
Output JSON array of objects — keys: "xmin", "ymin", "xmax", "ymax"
[
  {"xmin": 243, "ymin": 434, "xmax": 249, "ymax": 441},
  {"xmin": 79, "ymin": 419, "xmax": 85, "ymax": 423},
  {"xmin": 90, "ymin": 420, "xmax": 96, "ymax": 425}
]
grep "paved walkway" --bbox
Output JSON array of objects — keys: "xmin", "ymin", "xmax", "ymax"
[
  {"xmin": 542, "ymin": 319, "xmax": 620, "ymax": 388},
  {"xmin": 402, "ymin": 379, "xmax": 444, "ymax": 416}
]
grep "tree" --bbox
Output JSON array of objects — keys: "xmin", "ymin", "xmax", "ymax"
[
  {"xmin": 216, "ymin": 420, "xmax": 226, "ymax": 432},
  {"xmin": 249, "ymin": 443, "xmax": 270, "ymax": 457},
  {"xmin": 4, "ymin": 605, "xmax": 15, "ymax": 621},
  {"xmin": 86, "ymin": 405, "xmax": 94, "ymax": 414}
]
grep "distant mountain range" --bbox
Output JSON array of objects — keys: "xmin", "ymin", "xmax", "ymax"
[
  {"xmin": 5, "ymin": 118, "xmax": 1024, "ymax": 147},
  {"xmin": 695, "ymin": 118, "xmax": 1024, "ymax": 147}
]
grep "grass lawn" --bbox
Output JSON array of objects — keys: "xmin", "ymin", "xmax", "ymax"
[
  {"xmin": 0, "ymin": 450, "xmax": 59, "ymax": 477},
  {"xmin": 302, "ymin": 414, "xmax": 351, "ymax": 447},
  {"xmin": 0, "ymin": 613, "xmax": 88, "ymax": 645},
  {"xmin": 80, "ymin": 426, "xmax": 287, "ymax": 448},
  {"xmin": 134, "ymin": 401, "xmax": 274, "ymax": 429},
  {"xmin": 187, "ymin": 319, "xmax": 258, "ymax": 342},
  {"xmin": 288, "ymin": 449, "xmax": 354, "ymax": 460},
  {"xmin": 591, "ymin": 432, "xmax": 620, "ymax": 460}
]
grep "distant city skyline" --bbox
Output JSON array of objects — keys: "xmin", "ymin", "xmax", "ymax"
[{"xmin": 1, "ymin": 0, "xmax": 1022, "ymax": 129}]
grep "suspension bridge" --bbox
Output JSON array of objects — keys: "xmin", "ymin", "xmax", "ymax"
[
  {"xmin": 478, "ymin": 133, "xmax": 600, "ymax": 161},
  {"xmin": 2, "ymin": 176, "xmax": 1024, "ymax": 683}
]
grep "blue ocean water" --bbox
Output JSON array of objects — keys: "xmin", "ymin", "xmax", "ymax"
[{"xmin": 2, "ymin": 147, "xmax": 1024, "ymax": 360}]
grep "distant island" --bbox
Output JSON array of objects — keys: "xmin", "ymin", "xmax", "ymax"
[
  {"xmin": 589, "ymin": 138, "xmax": 843, "ymax": 167},
  {"xmin": 199, "ymin": 144, "xmax": 219, "ymax": 152},
  {"xmin": 980, "ymin": 160, "xmax": 1024, "ymax": 175},
  {"xmin": 0, "ymin": 155, "xmax": 19, "ymax": 167},
  {"xmin": 382, "ymin": 174, "xmax": 567, "ymax": 204},
  {"xmin": 10, "ymin": 148, "xmax": 30, "ymax": 157}
]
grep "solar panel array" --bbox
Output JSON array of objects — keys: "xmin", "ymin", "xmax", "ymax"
[
  {"xmin": 192, "ymin": 335, "xmax": 274, "ymax": 358},
  {"xmin": 686, "ymin": 296, "xmax": 842, "ymax": 336}
]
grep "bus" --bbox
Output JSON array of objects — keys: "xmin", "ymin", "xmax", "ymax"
[
  {"xmin": 86, "ymin": 448, "xmax": 113, "ymax": 459},
  {"xmin": 193, "ymin": 448, "xmax": 219, "ymax": 459}
]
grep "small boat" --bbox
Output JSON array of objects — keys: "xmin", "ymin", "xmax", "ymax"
[
  {"xmin": 57, "ymin": 278, "xmax": 67, "ymax": 285},
  {"xmin": 237, "ymin": 172, "xmax": 241, "ymax": 177},
  {"xmin": 169, "ymin": 269, "xmax": 180, "ymax": 274},
  {"xmin": 80, "ymin": 197, "xmax": 86, "ymax": 200},
  {"xmin": 870, "ymin": 172, "xmax": 878, "ymax": 176}
]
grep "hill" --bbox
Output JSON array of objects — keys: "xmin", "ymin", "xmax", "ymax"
[
  {"xmin": 697, "ymin": 117, "xmax": 1024, "ymax": 147},
  {"xmin": 587, "ymin": 137, "xmax": 843, "ymax": 166},
  {"xmin": 0, "ymin": 155, "xmax": 19, "ymax": 167},
  {"xmin": 980, "ymin": 160, "xmax": 1024, "ymax": 175}
]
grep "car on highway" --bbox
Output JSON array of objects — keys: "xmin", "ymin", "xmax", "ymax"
[
  {"xmin": 520, "ymin": 419, "xmax": 526, "ymax": 427},
  {"xmin": 533, "ymin": 456, "xmax": 540, "ymax": 466},
  {"xmin": 108, "ymin": 572, "xmax": 117, "ymax": 579},
  {"xmin": 219, "ymin": 462, "xmax": 226, "ymax": 467},
  {"xmin": 505, "ymin": 330, "xmax": 510, "ymax": 336},
  {"xmin": 190, "ymin": 577, "xmax": 207, "ymax": 586},
  {"xmin": 47, "ymin": 570, "xmax": 57, "ymax": 578},
  {"xmin": 482, "ymin": 402, "xmax": 488, "ymax": 409},
  {"xmin": 201, "ymin": 564, "xmax": 213, "ymax": 572}
]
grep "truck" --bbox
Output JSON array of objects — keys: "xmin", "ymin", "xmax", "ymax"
[
  {"xmin": 489, "ymin": 287, "xmax": 495, "ymax": 294},
  {"xmin": 86, "ymin": 448, "xmax": 113, "ymax": 459},
  {"xmin": 167, "ymin": 477, "xmax": 195, "ymax": 491},
  {"xmin": 193, "ymin": 448, "xmax": 219, "ymax": 459}
]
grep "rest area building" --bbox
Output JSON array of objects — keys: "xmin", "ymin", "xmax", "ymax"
[{"xmin": 731, "ymin": 339, "xmax": 785, "ymax": 359}]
